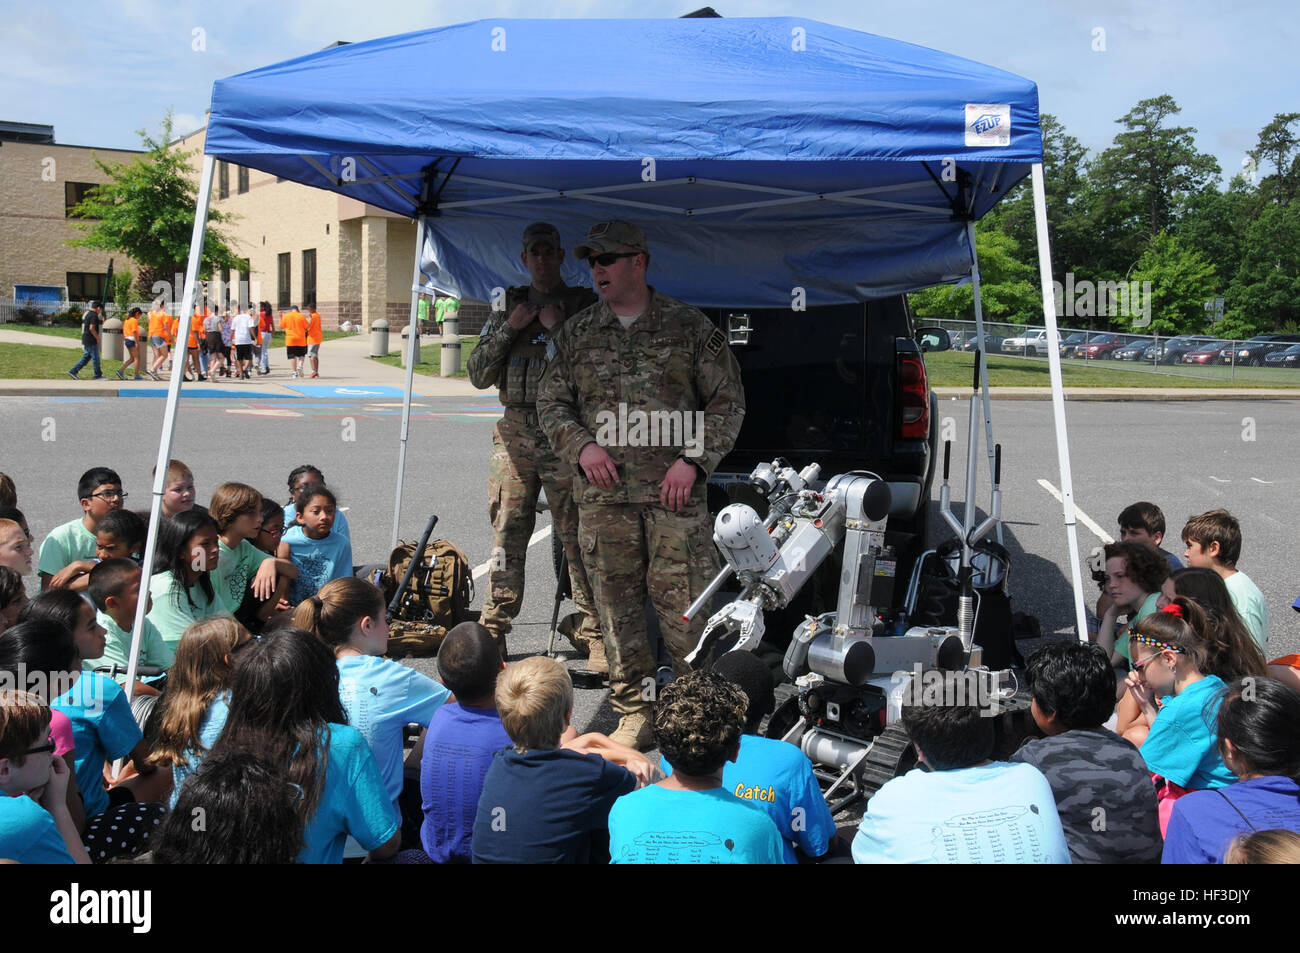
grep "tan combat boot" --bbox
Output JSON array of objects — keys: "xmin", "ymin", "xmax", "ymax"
[
  {"xmin": 584, "ymin": 638, "xmax": 608, "ymax": 675},
  {"xmin": 609, "ymin": 710, "xmax": 654, "ymax": 751}
]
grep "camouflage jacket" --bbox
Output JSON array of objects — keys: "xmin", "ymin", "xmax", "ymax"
[
  {"xmin": 466, "ymin": 283, "xmax": 597, "ymax": 407},
  {"xmin": 537, "ymin": 287, "xmax": 746, "ymax": 505}
]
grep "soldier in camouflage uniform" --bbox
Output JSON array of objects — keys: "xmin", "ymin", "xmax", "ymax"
[
  {"xmin": 537, "ymin": 221, "xmax": 746, "ymax": 749},
  {"xmin": 466, "ymin": 222, "xmax": 603, "ymax": 663}
]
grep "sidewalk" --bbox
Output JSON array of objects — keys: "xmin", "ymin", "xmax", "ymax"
[
  {"xmin": 933, "ymin": 386, "xmax": 1300, "ymax": 401},
  {"xmin": 0, "ymin": 327, "xmax": 481, "ymax": 398}
]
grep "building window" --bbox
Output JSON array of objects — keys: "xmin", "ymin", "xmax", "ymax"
[
  {"xmin": 217, "ymin": 162, "xmax": 229, "ymax": 200},
  {"xmin": 237, "ymin": 166, "xmax": 249, "ymax": 194},
  {"xmin": 67, "ymin": 272, "xmax": 106, "ymax": 301},
  {"xmin": 278, "ymin": 253, "xmax": 291, "ymax": 309},
  {"xmin": 302, "ymin": 249, "xmax": 317, "ymax": 309},
  {"xmin": 238, "ymin": 265, "xmax": 249, "ymax": 310},
  {"xmin": 64, "ymin": 182, "xmax": 99, "ymax": 218}
]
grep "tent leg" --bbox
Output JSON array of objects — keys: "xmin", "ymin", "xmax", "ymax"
[
  {"xmin": 1030, "ymin": 164, "xmax": 1089, "ymax": 643},
  {"xmin": 392, "ymin": 214, "xmax": 428, "ymax": 550},
  {"xmin": 965, "ymin": 221, "xmax": 1001, "ymax": 546},
  {"xmin": 123, "ymin": 154, "xmax": 215, "ymax": 707}
]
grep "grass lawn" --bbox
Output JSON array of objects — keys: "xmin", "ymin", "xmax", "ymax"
[
  {"xmin": 368, "ymin": 337, "xmax": 478, "ymax": 377},
  {"xmin": 924, "ymin": 350, "xmax": 1300, "ymax": 389},
  {"xmin": 2, "ymin": 325, "xmax": 82, "ymax": 339},
  {"xmin": 0, "ymin": 342, "xmax": 130, "ymax": 379}
]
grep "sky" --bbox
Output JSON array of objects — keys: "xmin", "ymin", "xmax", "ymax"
[{"xmin": 0, "ymin": 0, "xmax": 1294, "ymax": 184}]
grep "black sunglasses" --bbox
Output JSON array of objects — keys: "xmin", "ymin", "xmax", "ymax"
[{"xmin": 585, "ymin": 251, "xmax": 639, "ymax": 268}]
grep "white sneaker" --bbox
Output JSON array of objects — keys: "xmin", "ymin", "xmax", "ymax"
[{"xmin": 291, "ymin": 371, "xmax": 299, "ymax": 378}]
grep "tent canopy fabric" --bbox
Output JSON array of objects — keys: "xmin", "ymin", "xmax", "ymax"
[{"xmin": 205, "ymin": 17, "xmax": 1042, "ymax": 305}]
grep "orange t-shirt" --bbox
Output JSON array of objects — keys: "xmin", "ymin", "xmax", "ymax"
[
  {"xmin": 148, "ymin": 310, "xmax": 171, "ymax": 341},
  {"xmin": 187, "ymin": 321, "xmax": 201, "ymax": 349},
  {"xmin": 122, "ymin": 317, "xmax": 139, "ymax": 341},
  {"xmin": 281, "ymin": 310, "xmax": 308, "ymax": 347},
  {"xmin": 306, "ymin": 310, "xmax": 323, "ymax": 345},
  {"xmin": 169, "ymin": 316, "xmax": 180, "ymax": 343}
]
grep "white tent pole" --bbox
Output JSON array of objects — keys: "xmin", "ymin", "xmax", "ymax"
[
  {"xmin": 1030, "ymin": 163, "xmax": 1089, "ymax": 642},
  {"xmin": 391, "ymin": 213, "xmax": 428, "ymax": 550},
  {"xmin": 122, "ymin": 154, "xmax": 216, "ymax": 706},
  {"xmin": 965, "ymin": 220, "xmax": 1002, "ymax": 546}
]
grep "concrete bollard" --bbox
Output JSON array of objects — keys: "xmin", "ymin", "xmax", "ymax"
[
  {"xmin": 370, "ymin": 319, "xmax": 390, "ymax": 358},
  {"xmin": 101, "ymin": 317, "xmax": 123, "ymax": 362},
  {"xmin": 440, "ymin": 316, "xmax": 461, "ymax": 377},
  {"xmin": 401, "ymin": 325, "xmax": 420, "ymax": 368}
]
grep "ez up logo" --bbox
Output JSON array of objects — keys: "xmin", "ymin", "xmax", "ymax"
[{"xmin": 965, "ymin": 104, "xmax": 1011, "ymax": 147}]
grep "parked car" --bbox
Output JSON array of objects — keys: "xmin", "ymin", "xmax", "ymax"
[
  {"xmin": 1076, "ymin": 333, "xmax": 1125, "ymax": 360},
  {"xmin": 1264, "ymin": 343, "xmax": 1300, "ymax": 368},
  {"xmin": 1058, "ymin": 331, "xmax": 1090, "ymax": 358},
  {"xmin": 1181, "ymin": 341, "xmax": 1233, "ymax": 365},
  {"xmin": 959, "ymin": 332, "xmax": 1005, "ymax": 353},
  {"xmin": 1147, "ymin": 336, "xmax": 1220, "ymax": 365},
  {"xmin": 1002, "ymin": 328, "xmax": 1050, "ymax": 356},
  {"xmin": 1113, "ymin": 338, "xmax": 1153, "ymax": 361},
  {"xmin": 1231, "ymin": 334, "xmax": 1300, "ymax": 366}
]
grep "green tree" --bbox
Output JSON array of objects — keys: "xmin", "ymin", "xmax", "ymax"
[
  {"xmin": 1080, "ymin": 96, "xmax": 1222, "ymax": 275},
  {"xmin": 1178, "ymin": 176, "xmax": 1254, "ymax": 300},
  {"xmin": 1249, "ymin": 112, "xmax": 1300, "ymax": 204},
  {"xmin": 908, "ymin": 228, "xmax": 1039, "ymax": 322},
  {"xmin": 67, "ymin": 111, "xmax": 241, "ymax": 299},
  {"xmin": 1125, "ymin": 232, "xmax": 1217, "ymax": 336},
  {"xmin": 1226, "ymin": 198, "xmax": 1300, "ymax": 333}
]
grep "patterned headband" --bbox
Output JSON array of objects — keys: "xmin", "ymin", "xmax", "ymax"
[{"xmin": 1133, "ymin": 634, "xmax": 1184, "ymax": 654}]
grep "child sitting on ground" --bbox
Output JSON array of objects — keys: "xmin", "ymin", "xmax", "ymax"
[
  {"xmin": 0, "ymin": 689, "xmax": 90, "ymax": 864},
  {"xmin": 208, "ymin": 483, "xmax": 297, "ymax": 620},
  {"xmin": 278, "ymin": 483, "xmax": 352, "ymax": 604},
  {"xmin": 85, "ymin": 558, "xmax": 173, "ymax": 694},
  {"xmin": 94, "ymin": 508, "xmax": 146, "ymax": 565},
  {"xmin": 1162, "ymin": 677, "xmax": 1300, "ymax": 863},
  {"xmin": 157, "ymin": 459, "xmax": 196, "ymax": 519},
  {"xmin": 852, "ymin": 670, "xmax": 1070, "ymax": 864},
  {"xmin": 149, "ymin": 617, "xmax": 250, "ymax": 807},
  {"xmin": 147, "ymin": 509, "xmax": 224, "ymax": 648},
  {"xmin": 472, "ymin": 656, "xmax": 639, "ymax": 864},
  {"xmin": 1124, "ymin": 597, "xmax": 1236, "ymax": 831},
  {"xmin": 1012, "ymin": 641, "xmax": 1161, "ymax": 864},
  {"xmin": 420, "ymin": 622, "xmax": 510, "ymax": 864},
  {"xmin": 293, "ymin": 577, "xmax": 449, "ymax": 843},
  {"xmin": 0, "ymin": 518, "xmax": 33, "ymax": 579},
  {"xmin": 284, "ymin": 465, "xmax": 352, "ymax": 540},
  {"xmin": 1095, "ymin": 502, "xmax": 1182, "ymax": 624},
  {"xmin": 609, "ymin": 668, "xmax": 786, "ymax": 865},
  {"xmin": 659, "ymin": 651, "xmax": 836, "ymax": 863},
  {"xmin": 38, "ymin": 467, "xmax": 125, "ymax": 591},
  {"xmin": 1181, "ymin": 509, "xmax": 1269, "ymax": 652}
]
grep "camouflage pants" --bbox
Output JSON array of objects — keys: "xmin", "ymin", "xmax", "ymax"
[
  {"xmin": 479, "ymin": 409, "xmax": 600, "ymax": 645},
  {"xmin": 577, "ymin": 500, "xmax": 719, "ymax": 718}
]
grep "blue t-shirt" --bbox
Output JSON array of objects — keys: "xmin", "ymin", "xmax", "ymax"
[
  {"xmin": 608, "ymin": 783, "xmax": 786, "ymax": 864},
  {"xmin": 283, "ymin": 502, "xmax": 351, "ymax": 541},
  {"xmin": 169, "ymin": 693, "xmax": 230, "ymax": 809},
  {"xmin": 420, "ymin": 703, "xmax": 512, "ymax": 864},
  {"xmin": 472, "ymin": 747, "xmax": 636, "ymax": 864},
  {"xmin": 852, "ymin": 762, "xmax": 1071, "ymax": 864},
  {"xmin": 299, "ymin": 723, "xmax": 399, "ymax": 864},
  {"xmin": 0, "ymin": 795, "xmax": 75, "ymax": 863},
  {"xmin": 663, "ymin": 734, "xmax": 836, "ymax": 863},
  {"xmin": 1141, "ymin": 674, "xmax": 1235, "ymax": 790},
  {"xmin": 1163, "ymin": 776, "xmax": 1300, "ymax": 864},
  {"xmin": 282, "ymin": 526, "xmax": 353, "ymax": 604},
  {"xmin": 336, "ymin": 655, "xmax": 449, "ymax": 808},
  {"xmin": 52, "ymin": 672, "xmax": 143, "ymax": 818}
]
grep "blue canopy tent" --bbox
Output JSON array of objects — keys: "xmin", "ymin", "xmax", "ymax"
[{"xmin": 123, "ymin": 18, "xmax": 1090, "ymax": 695}]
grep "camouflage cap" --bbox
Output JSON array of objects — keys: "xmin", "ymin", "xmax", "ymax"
[
  {"xmin": 521, "ymin": 222, "xmax": 563, "ymax": 251},
  {"xmin": 573, "ymin": 220, "xmax": 649, "ymax": 260}
]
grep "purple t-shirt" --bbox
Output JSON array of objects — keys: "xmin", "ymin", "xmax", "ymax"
[
  {"xmin": 419, "ymin": 703, "xmax": 511, "ymax": 864},
  {"xmin": 1163, "ymin": 776, "xmax": 1300, "ymax": 864}
]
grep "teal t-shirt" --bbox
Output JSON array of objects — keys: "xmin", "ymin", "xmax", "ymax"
[
  {"xmin": 1223, "ymin": 570, "xmax": 1269, "ymax": 652},
  {"xmin": 146, "ymin": 571, "xmax": 223, "ymax": 648},
  {"xmin": 52, "ymin": 672, "xmax": 143, "ymax": 818},
  {"xmin": 82, "ymin": 610, "xmax": 174, "ymax": 683},
  {"xmin": 37, "ymin": 517, "xmax": 97, "ymax": 576},
  {"xmin": 0, "ymin": 795, "xmax": 75, "ymax": 864},
  {"xmin": 1142, "ymin": 674, "xmax": 1236, "ymax": 790},
  {"xmin": 170, "ymin": 693, "xmax": 230, "ymax": 809},
  {"xmin": 1116, "ymin": 591, "xmax": 1161, "ymax": 664},
  {"xmin": 212, "ymin": 537, "xmax": 269, "ymax": 613},
  {"xmin": 608, "ymin": 784, "xmax": 786, "ymax": 864},
  {"xmin": 299, "ymin": 723, "xmax": 399, "ymax": 864}
]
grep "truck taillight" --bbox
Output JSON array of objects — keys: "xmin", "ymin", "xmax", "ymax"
[{"xmin": 896, "ymin": 352, "xmax": 930, "ymax": 440}]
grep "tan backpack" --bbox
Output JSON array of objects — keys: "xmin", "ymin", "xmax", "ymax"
[{"xmin": 381, "ymin": 538, "xmax": 474, "ymax": 657}]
